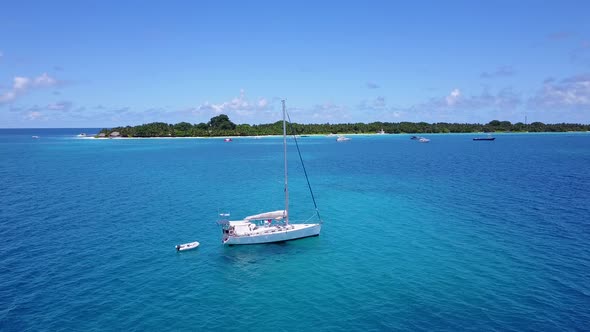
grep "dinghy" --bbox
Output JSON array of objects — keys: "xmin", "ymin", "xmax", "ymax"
[{"xmin": 175, "ymin": 241, "xmax": 200, "ymax": 252}]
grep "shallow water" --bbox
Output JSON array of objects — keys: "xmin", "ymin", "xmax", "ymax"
[{"xmin": 1, "ymin": 130, "xmax": 589, "ymax": 331}]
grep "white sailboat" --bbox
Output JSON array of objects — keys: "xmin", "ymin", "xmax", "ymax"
[
  {"xmin": 219, "ymin": 100, "xmax": 322, "ymax": 245},
  {"xmin": 336, "ymin": 135, "xmax": 351, "ymax": 142}
]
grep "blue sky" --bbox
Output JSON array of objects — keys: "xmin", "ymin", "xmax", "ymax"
[{"xmin": 1, "ymin": 0, "xmax": 589, "ymax": 127}]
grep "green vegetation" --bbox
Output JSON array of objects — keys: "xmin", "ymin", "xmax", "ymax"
[{"xmin": 98, "ymin": 115, "xmax": 590, "ymax": 137}]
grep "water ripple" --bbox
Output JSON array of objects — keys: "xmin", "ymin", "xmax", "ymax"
[{"xmin": 1, "ymin": 132, "xmax": 590, "ymax": 330}]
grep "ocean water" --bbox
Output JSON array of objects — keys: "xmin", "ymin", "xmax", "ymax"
[{"xmin": 1, "ymin": 129, "xmax": 589, "ymax": 331}]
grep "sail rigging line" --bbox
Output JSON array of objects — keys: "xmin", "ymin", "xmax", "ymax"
[
  {"xmin": 282, "ymin": 100, "xmax": 289, "ymax": 225},
  {"xmin": 285, "ymin": 110, "xmax": 322, "ymax": 223},
  {"xmin": 303, "ymin": 212, "xmax": 318, "ymax": 223}
]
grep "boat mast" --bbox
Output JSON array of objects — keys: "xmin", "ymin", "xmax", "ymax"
[{"xmin": 282, "ymin": 99, "xmax": 289, "ymax": 225}]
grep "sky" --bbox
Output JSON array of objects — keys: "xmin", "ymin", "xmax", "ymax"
[{"xmin": 1, "ymin": 0, "xmax": 590, "ymax": 127}]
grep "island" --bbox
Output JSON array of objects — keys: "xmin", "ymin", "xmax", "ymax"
[{"xmin": 97, "ymin": 115, "xmax": 590, "ymax": 138}]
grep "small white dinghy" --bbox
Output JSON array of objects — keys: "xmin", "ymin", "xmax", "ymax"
[{"xmin": 175, "ymin": 241, "xmax": 200, "ymax": 252}]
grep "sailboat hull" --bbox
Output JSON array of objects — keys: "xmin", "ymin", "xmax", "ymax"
[{"xmin": 223, "ymin": 223, "xmax": 321, "ymax": 245}]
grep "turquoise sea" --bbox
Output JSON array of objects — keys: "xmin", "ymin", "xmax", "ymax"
[{"xmin": 1, "ymin": 129, "xmax": 589, "ymax": 331}]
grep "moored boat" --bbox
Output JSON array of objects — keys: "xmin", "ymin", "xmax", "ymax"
[
  {"xmin": 219, "ymin": 211, "xmax": 321, "ymax": 245},
  {"xmin": 473, "ymin": 134, "xmax": 495, "ymax": 141},
  {"xmin": 411, "ymin": 136, "xmax": 429, "ymax": 142},
  {"xmin": 218, "ymin": 100, "xmax": 322, "ymax": 245},
  {"xmin": 175, "ymin": 241, "xmax": 200, "ymax": 251}
]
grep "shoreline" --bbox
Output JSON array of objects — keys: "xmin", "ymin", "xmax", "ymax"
[{"xmin": 84, "ymin": 131, "xmax": 590, "ymax": 139}]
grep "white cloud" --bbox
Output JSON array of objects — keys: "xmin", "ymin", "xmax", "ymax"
[
  {"xmin": 13, "ymin": 77, "xmax": 30, "ymax": 90},
  {"xmin": 414, "ymin": 87, "xmax": 521, "ymax": 112},
  {"xmin": 192, "ymin": 90, "xmax": 274, "ymax": 123},
  {"xmin": 308, "ymin": 103, "xmax": 350, "ymax": 123},
  {"xmin": 26, "ymin": 111, "xmax": 43, "ymax": 120},
  {"xmin": 34, "ymin": 73, "xmax": 57, "ymax": 86},
  {"xmin": 446, "ymin": 88, "xmax": 461, "ymax": 106},
  {"xmin": 0, "ymin": 73, "xmax": 59, "ymax": 105},
  {"xmin": 10, "ymin": 101, "xmax": 81, "ymax": 124},
  {"xmin": 359, "ymin": 88, "xmax": 521, "ymax": 123},
  {"xmin": 196, "ymin": 89, "xmax": 270, "ymax": 113},
  {"xmin": 257, "ymin": 98, "xmax": 268, "ymax": 108},
  {"xmin": 0, "ymin": 91, "xmax": 17, "ymax": 103},
  {"xmin": 528, "ymin": 73, "xmax": 590, "ymax": 110}
]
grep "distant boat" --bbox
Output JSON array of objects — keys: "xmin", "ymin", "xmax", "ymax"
[
  {"xmin": 224, "ymin": 138, "xmax": 232, "ymax": 142},
  {"xmin": 337, "ymin": 135, "xmax": 351, "ymax": 142},
  {"xmin": 411, "ymin": 136, "xmax": 429, "ymax": 142},
  {"xmin": 378, "ymin": 128, "xmax": 385, "ymax": 134},
  {"xmin": 473, "ymin": 134, "xmax": 495, "ymax": 141},
  {"xmin": 32, "ymin": 136, "xmax": 40, "ymax": 139},
  {"xmin": 218, "ymin": 100, "xmax": 321, "ymax": 245},
  {"xmin": 176, "ymin": 241, "xmax": 200, "ymax": 252},
  {"xmin": 77, "ymin": 133, "xmax": 87, "ymax": 137}
]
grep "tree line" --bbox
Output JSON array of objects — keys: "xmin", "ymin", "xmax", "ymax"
[{"xmin": 98, "ymin": 115, "xmax": 590, "ymax": 137}]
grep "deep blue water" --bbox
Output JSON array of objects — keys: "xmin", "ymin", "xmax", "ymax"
[{"xmin": 1, "ymin": 129, "xmax": 589, "ymax": 331}]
